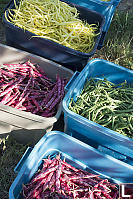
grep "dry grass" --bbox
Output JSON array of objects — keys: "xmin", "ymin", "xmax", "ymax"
[{"xmin": 95, "ymin": 10, "xmax": 133, "ymax": 69}]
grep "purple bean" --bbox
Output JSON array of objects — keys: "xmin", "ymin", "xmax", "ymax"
[
  {"xmin": 32, "ymin": 98, "xmax": 43, "ymax": 114},
  {"xmin": 6, "ymin": 92, "xmax": 20, "ymax": 106},
  {"xmin": 1, "ymin": 90, "xmax": 12, "ymax": 105},
  {"xmin": 43, "ymin": 91, "xmax": 57, "ymax": 109},
  {"xmin": 0, "ymin": 61, "xmax": 66, "ymax": 117},
  {"xmin": 30, "ymin": 165, "xmax": 58, "ymax": 184},
  {"xmin": 46, "ymin": 96, "xmax": 61, "ymax": 112},
  {"xmin": 15, "ymin": 92, "xmax": 30, "ymax": 109},
  {"xmin": 19, "ymin": 76, "xmax": 32, "ymax": 100},
  {"xmin": 0, "ymin": 76, "xmax": 25, "ymax": 97},
  {"xmin": 56, "ymin": 159, "xmax": 62, "ymax": 194},
  {"xmin": 0, "ymin": 68, "xmax": 14, "ymax": 78},
  {"xmin": 41, "ymin": 110, "xmax": 56, "ymax": 117},
  {"xmin": 57, "ymin": 75, "xmax": 62, "ymax": 97},
  {"xmin": 40, "ymin": 83, "xmax": 57, "ymax": 107}
]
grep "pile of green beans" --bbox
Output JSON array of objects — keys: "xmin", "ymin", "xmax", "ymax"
[
  {"xmin": 5, "ymin": 0, "xmax": 98, "ymax": 53},
  {"xmin": 69, "ymin": 78, "xmax": 133, "ymax": 139}
]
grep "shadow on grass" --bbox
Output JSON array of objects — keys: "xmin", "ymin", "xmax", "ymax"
[{"xmin": 0, "ymin": 134, "xmax": 28, "ymax": 199}]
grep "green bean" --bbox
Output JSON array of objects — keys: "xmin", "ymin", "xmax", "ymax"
[{"xmin": 69, "ymin": 78, "xmax": 133, "ymax": 139}]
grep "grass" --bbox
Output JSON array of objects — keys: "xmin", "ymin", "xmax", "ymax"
[
  {"xmin": 95, "ymin": 9, "xmax": 133, "ymax": 69},
  {"xmin": 0, "ymin": 1, "xmax": 133, "ymax": 199},
  {"xmin": 0, "ymin": 136, "xmax": 28, "ymax": 199},
  {"xmin": 0, "ymin": 0, "xmax": 9, "ymax": 20}
]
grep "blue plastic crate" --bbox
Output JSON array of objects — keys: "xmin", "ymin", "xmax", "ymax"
[
  {"xmin": 66, "ymin": 0, "xmax": 121, "ymax": 49},
  {"xmin": 9, "ymin": 131, "xmax": 133, "ymax": 199},
  {"xmin": 63, "ymin": 59, "xmax": 133, "ymax": 163}
]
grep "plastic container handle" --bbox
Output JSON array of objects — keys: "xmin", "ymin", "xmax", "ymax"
[
  {"xmin": 98, "ymin": 145, "xmax": 127, "ymax": 161},
  {"xmin": 14, "ymin": 147, "xmax": 32, "ymax": 173},
  {"xmin": 65, "ymin": 71, "xmax": 80, "ymax": 92},
  {"xmin": 98, "ymin": 146, "xmax": 133, "ymax": 165}
]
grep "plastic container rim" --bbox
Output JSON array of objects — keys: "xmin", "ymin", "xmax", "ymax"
[
  {"xmin": 86, "ymin": 0, "xmax": 119, "ymax": 6},
  {"xmin": 16, "ymin": 131, "xmax": 133, "ymax": 170},
  {"xmin": 63, "ymin": 58, "xmax": 133, "ymax": 143}
]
